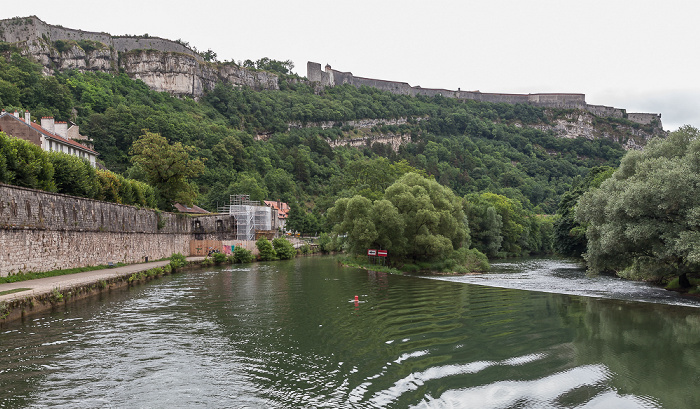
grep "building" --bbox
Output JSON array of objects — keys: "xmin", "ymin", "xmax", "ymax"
[
  {"xmin": 0, "ymin": 110, "xmax": 98, "ymax": 166},
  {"xmin": 173, "ymin": 202, "xmax": 209, "ymax": 214},
  {"xmin": 264, "ymin": 200, "xmax": 290, "ymax": 231}
]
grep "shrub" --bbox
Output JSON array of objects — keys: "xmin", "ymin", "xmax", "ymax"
[
  {"xmin": 272, "ymin": 237, "xmax": 296, "ymax": 260},
  {"xmin": 232, "ymin": 247, "xmax": 253, "ymax": 263},
  {"xmin": 170, "ymin": 252, "xmax": 187, "ymax": 269},
  {"xmin": 256, "ymin": 238, "xmax": 277, "ymax": 261},
  {"xmin": 212, "ymin": 252, "xmax": 227, "ymax": 264},
  {"xmin": 48, "ymin": 151, "xmax": 99, "ymax": 198}
]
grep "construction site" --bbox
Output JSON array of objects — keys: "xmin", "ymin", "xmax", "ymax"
[{"xmin": 219, "ymin": 194, "xmax": 277, "ymax": 241}]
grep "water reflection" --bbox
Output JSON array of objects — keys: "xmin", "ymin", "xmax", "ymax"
[{"xmin": 1, "ymin": 257, "xmax": 699, "ymax": 408}]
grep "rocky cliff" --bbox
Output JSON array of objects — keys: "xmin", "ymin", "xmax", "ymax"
[{"xmin": 0, "ymin": 16, "xmax": 279, "ymax": 97}]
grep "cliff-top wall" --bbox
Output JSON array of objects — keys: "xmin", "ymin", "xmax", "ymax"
[{"xmin": 307, "ymin": 62, "xmax": 662, "ymax": 128}]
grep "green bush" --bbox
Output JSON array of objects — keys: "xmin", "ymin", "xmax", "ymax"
[
  {"xmin": 256, "ymin": 237, "xmax": 277, "ymax": 261},
  {"xmin": 212, "ymin": 252, "xmax": 227, "ymax": 264},
  {"xmin": 48, "ymin": 151, "xmax": 99, "ymax": 198},
  {"xmin": 169, "ymin": 253, "xmax": 187, "ymax": 269},
  {"xmin": 0, "ymin": 131, "xmax": 55, "ymax": 191},
  {"xmin": 232, "ymin": 247, "xmax": 253, "ymax": 263},
  {"xmin": 272, "ymin": 237, "xmax": 296, "ymax": 260}
]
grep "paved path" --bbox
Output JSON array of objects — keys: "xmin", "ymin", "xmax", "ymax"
[{"xmin": 0, "ymin": 258, "xmax": 205, "ymax": 303}]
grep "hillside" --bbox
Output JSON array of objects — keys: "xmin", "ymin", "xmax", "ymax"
[{"xmin": 0, "ymin": 17, "xmax": 667, "ymax": 245}]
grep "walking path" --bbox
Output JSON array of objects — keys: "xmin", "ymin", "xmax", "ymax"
[{"xmin": 0, "ymin": 257, "xmax": 205, "ymax": 303}]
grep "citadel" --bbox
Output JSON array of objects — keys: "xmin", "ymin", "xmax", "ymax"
[{"xmin": 0, "ymin": 16, "xmax": 661, "ymax": 130}]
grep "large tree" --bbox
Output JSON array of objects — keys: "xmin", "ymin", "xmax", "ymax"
[
  {"xmin": 129, "ymin": 131, "xmax": 205, "ymax": 209},
  {"xmin": 576, "ymin": 126, "xmax": 700, "ymax": 285},
  {"xmin": 328, "ymin": 172, "xmax": 469, "ymax": 262}
]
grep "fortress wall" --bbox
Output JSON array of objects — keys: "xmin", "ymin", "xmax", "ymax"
[
  {"xmin": 627, "ymin": 112, "xmax": 661, "ymax": 125},
  {"xmin": 529, "ymin": 93, "xmax": 586, "ymax": 109},
  {"xmin": 467, "ymin": 92, "xmax": 531, "ymax": 104},
  {"xmin": 0, "ymin": 17, "xmax": 43, "ymax": 43},
  {"xmin": 587, "ymin": 104, "xmax": 625, "ymax": 119},
  {"xmin": 113, "ymin": 37, "xmax": 200, "ymax": 59},
  {"xmin": 307, "ymin": 61, "xmax": 323, "ymax": 83},
  {"xmin": 0, "ymin": 16, "xmax": 198, "ymax": 59},
  {"xmin": 47, "ymin": 25, "xmax": 113, "ymax": 45},
  {"xmin": 0, "ymin": 184, "xmax": 234, "ymax": 276}
]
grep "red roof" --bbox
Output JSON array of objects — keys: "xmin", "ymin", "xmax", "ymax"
[
  {"xmin": 264, "ymin": 200, "xmax": 290, "ymax": 219},
  {"xmin": 0, "ymin": 112, "xmax": 97, "ymax": 155},
  {"xmin": 28, "ymin": 121, "xmax": 98, "ymax": 154}
]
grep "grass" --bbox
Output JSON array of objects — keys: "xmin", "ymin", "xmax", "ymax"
[
  {"xmin": 0, "ymin": 288, "xmax": 31, "ymax": 296},
  {"xmin": 339, "ymin": 256, "xmax": 404, "ymax": 275},
  {"xmin": 0, "ymin": 263, "xmax": 126, "ymax": 284},
  {"xmin": 665, "ymin": 276, "xmax": 700, "ymax": 291}
]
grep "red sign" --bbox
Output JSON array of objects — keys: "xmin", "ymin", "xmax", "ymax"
[
  {"xmin": 367, "ymin": 249, "xmax": 377, "ymax": 256},
  {"xmin": 377, "ymin": 250, "xmax": 388, "ymax": 257}
]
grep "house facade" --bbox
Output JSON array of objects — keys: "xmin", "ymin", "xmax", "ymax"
[
  {"xmin": 0, "ymin": 110, "xmax": 98, "ymax": 166},
  {"xmin": 264, "ymin": 200, "xmax": 290, "ymax": 231}
]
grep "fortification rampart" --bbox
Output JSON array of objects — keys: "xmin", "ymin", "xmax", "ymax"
[
  {"xmin": 308, "ymin": 62, "xmax": 661, "ymax": 127},
  {"xmin": 0, "ymin": 184, "xmax": 235, "ymax": 276},
  {"xmin": 0, "ymin": 16, "xmax": 198, "ymax": 59}
]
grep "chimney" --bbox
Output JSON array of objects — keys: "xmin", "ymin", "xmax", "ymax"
[
  {"xmin": 41, "ymin": 117, "xmax": 55, "ymax": 134},
  {"xmin": 24, "ymin": 110, "xmax": 30, "ymax": 124},
  {"xmin": 54, "ymin": 121, "xmax": 68, "ymax": 138},
  {"xmin": 13, "ymin": 110, "xmax": 18, "ymax": 118},
  {"xmin": 1, "ymin": 110, "xmax": 5, "ymax": 115}
]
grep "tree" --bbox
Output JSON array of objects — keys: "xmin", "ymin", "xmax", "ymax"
[
  {"xmin": 256, "ymin": 237, "xmax": 277, "ymax": 261},
  {"xmin": 201, "ymin": 49, "xmax": 217, "ymax": 62},
  {"xmin": 273, "ymin": 237, "xmax": 296, "ymax": 260},
  {"xmin": 328, "ymin": 173, "xmax": 469, "ymax": 262},
  {"xmin": 576, "ymin": 126, "xmax": 700, "ymax": 285},
  {"xmin": 129, "ymin": 131, "xmax": 205, "ymax": 209},
  {"xmin": 554, "ymin": 166, "xmax": 615, "ymax": 257}
]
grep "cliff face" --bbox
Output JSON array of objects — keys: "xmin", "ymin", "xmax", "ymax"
[
  {"xmin": 531, "ymin": 111, "xmax": 664, "ymax": 150},
  {"xmin": 0, "ymin": 16, "xmax": 279, "ymax": 98}
]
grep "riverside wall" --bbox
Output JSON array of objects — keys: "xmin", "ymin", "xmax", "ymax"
[{"xmin": 0, "ymin": 183, "xmax": 235, "ymax": 276}]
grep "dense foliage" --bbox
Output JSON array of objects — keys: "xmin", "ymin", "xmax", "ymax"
[
  {"xmin": 328, "ymin": 173, "xmax": 489, "ymax": 272},
  {"xmin": 466, "ymin": 192, "xmax": 554, "ymax": 258},
  {"xmin": 0, "ymin": 50, "xmax": 634, "ymax": 264},
  {"xmin": 576, "ymin": 126, "xmax": 700, "ymax": 283},
  {"xmin": 0, "ymin": 131, "xmax": 155, "ymax": 206},
  {"xmin": 553, "ymin": 166, "xmax": 615, "ymax": 257}
]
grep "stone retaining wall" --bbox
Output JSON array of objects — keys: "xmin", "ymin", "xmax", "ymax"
[{"xmin": 0, "ymin": 183, "xmax": 235, "ymax": 276}]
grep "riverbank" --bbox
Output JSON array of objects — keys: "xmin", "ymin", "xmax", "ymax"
[{"xmin": 0, "ymin": 257, "xmax": 205, "ymax": 325}]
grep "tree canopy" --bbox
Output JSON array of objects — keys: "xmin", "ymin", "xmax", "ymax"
[
  {"xmin": 576, "ymin": 126, "xmax": 700, "ymax": 283},
  {"xmin": 129, "ymin": 131, "xmax": 205, "ymax": 208},
  {"xmin": 328, "ymin": 172, "xmax": 470, "ymax": 262}
]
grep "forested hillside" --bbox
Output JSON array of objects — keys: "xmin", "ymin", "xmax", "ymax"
[{"xmin": 0, "ymin": 47, "xmax": 641, "ymax": 258}]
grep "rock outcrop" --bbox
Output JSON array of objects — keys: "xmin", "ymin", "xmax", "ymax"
[{"xmin": 0, "ymin": 16, "xmax": 279, "ymax": 98}]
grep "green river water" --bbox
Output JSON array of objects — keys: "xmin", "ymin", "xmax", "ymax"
[{"xmin": 1, "ymin": 256, "xmax": 699, "ymax": 408}]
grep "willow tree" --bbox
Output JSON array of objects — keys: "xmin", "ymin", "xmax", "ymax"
[
  {"xmin": 576, "ymin": 126, "xmax": 700, "ymax": 285},
  {"xmin": 327, "ymin": 172, "xmax": 469, "ymax": 262},
  {"xmin": 129, "ymin": 131, "xmax": 205, "ymax": 209}
]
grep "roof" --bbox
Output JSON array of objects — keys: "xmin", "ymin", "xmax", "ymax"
[
  {"xmin": 0, "ymin": 112, "xmax": 98, "ymax": 155},
  {"xmin": 264, "ymin": 200, "xmax": 290, "ymax": 219},
  {"xmin": 173, "ymin": 202, "xmax": 209, "ymax": 214}
]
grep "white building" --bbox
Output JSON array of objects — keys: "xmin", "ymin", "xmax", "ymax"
[{"xmin": 0, "ymin": 110, "xmax": 98, "ymax": 166}]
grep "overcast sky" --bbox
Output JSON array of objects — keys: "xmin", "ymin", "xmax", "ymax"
[{"xmin": 4, "ymin": 0, "xmax": 699, "ymax": 130}]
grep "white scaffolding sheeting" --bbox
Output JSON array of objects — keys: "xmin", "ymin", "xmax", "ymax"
[{"xmin": 221, "ymin": 195, "xmax": 273, "ymax": 240}]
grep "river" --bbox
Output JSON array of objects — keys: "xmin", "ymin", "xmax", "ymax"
[{"xmin": 1, "ymin": 256, "xmax": 699, "ymax": 408}]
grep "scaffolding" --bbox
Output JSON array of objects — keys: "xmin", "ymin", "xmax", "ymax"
[{"xmin": 219, "ymin": 195, "xmax": 273, "ymax": 240}]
